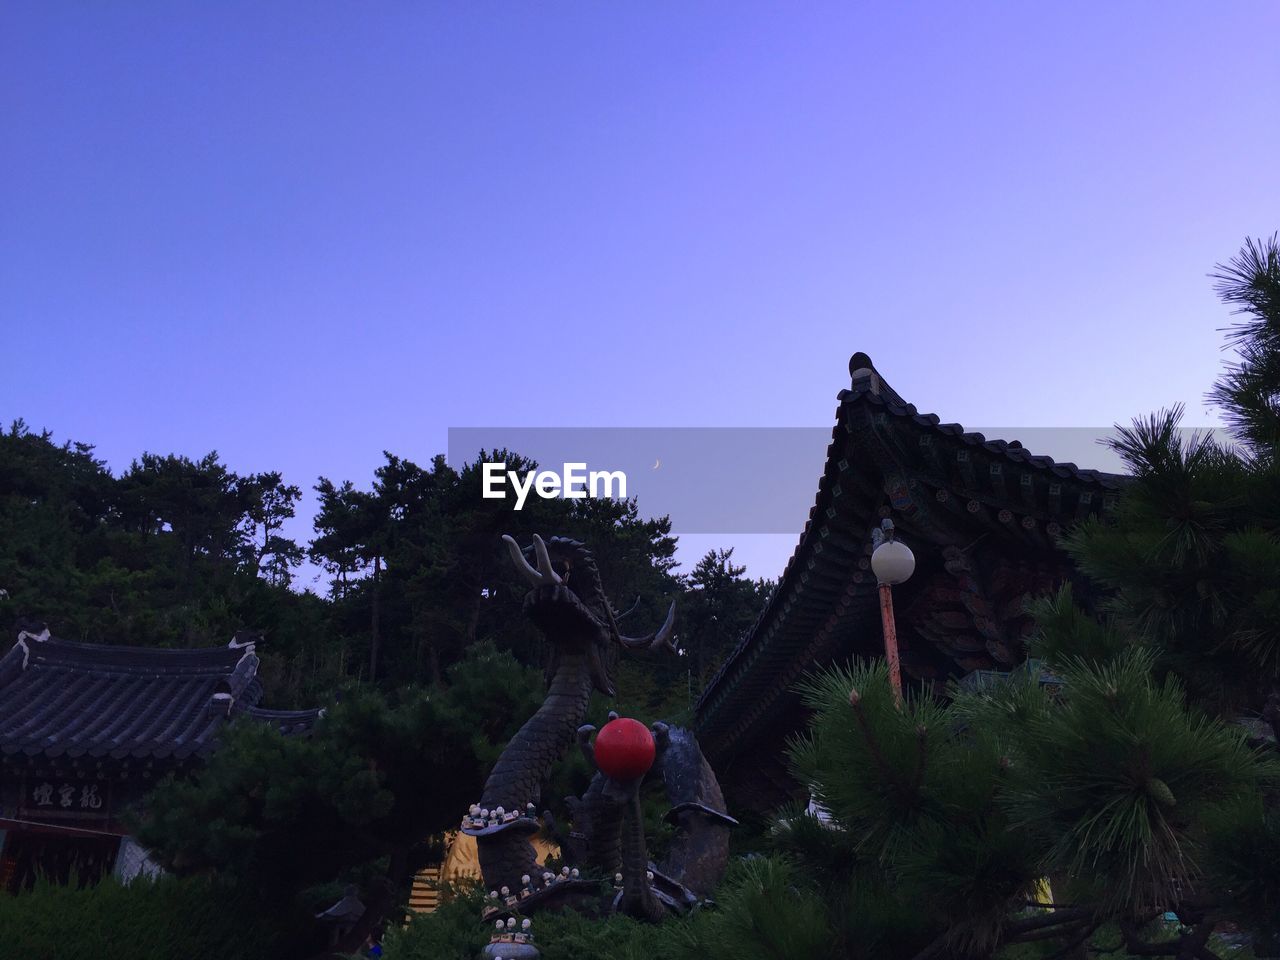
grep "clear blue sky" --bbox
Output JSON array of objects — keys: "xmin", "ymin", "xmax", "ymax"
[{"xmin": 3, "ymin": 3, "xmax": 1278, "ymax": 584}]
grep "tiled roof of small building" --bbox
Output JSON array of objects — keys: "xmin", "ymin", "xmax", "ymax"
[{"xmin": 0, "ymin": 627, "xmax": 323, "ymax": 762}]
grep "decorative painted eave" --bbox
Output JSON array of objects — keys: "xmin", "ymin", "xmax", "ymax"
[{"xmin": 693, "ymin": 352, "xmax": 1126, "ymax": 767}]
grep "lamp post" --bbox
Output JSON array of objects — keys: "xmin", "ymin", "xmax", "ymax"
[{"xmin": 870, "ymin": 518, "xmax": 915, "ymax": 708}]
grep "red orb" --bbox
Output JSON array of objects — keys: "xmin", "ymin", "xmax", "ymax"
[{"xmin": 594, "ymin": 717, "xmax": 656, "ymax": 781}]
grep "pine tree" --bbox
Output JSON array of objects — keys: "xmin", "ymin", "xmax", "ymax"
[
  {"xmin": 760, "ymin": 237, "xmax": 1280, "ymax": 959},
  {"xmin": 1059, "ymin": 236, "xmax": 1280, "ymax": 725}
]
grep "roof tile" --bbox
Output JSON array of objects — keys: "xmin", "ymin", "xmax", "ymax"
[{"xmin": 0, "ymin": 632, "xmax": 322, "ymax": 762}]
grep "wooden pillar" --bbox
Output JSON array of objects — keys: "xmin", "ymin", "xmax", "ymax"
[{"xmin": 878, "ymin": 582, "xmax": 904, "ymax": 709}]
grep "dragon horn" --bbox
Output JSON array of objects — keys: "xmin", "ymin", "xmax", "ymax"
[
  {"xmin": 502, "ymin": 533, "xmax": 563, "ymax": 587},
  {"xmin": 618, "ymin": 600, "xmax": 676, "ymax": 651}
]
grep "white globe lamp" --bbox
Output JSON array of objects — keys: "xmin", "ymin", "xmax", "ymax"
[{"xmin": 871, "ymin": 538, "xmax": 915, "ymax": 586}]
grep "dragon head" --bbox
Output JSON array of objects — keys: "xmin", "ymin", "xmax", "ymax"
[{"xmin": 502, "ymin": 533, "xmax": 675, "ymax": 697}]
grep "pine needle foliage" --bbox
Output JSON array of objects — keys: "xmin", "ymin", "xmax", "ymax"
[
  {"xmin": 790, "ymin": 660, "xmax": 953, "ymax": 857},
  {"xmin": 1209, "ymin": 234, "xmax": 1280, "ymax": 458},
  {"xmin": 1058, "ymin": 410, "xmax": 1280, "ymax": 711},
  {"xmin": 788, "ymin": 660, "xmax": 1042, "ymax": 955},
  {"xmin": 676, "ymin": 856, "xmax": 833, "ymax": 960},
  {"xmin": 777, "ymin": 643, "xmax": 1277, "ymax": 953},
  {"xmin": 769, "ymin": 810, "xmax": 931, "ymax": 959},
  {"xmin": 1202, "ymin": 793, "xmax": 1280, "ymax": 939},
  {"xmin": 984, "ymin": 649, "xmax": 1275, "ymax": 916},
  {"xmin": 1023, "ymin": 583, "xmax": 1129, "ymax": 665},
  {"xmin": 1055, "ymin": 236, "xmax": 1280, "ymax": 719}
]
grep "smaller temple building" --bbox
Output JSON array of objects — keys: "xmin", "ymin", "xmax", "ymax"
[{"xmin": 0, "ymin": 624, "xmax": 321, "ymax": 891}]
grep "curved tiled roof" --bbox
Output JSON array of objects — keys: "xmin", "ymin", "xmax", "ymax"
[
  {"xmin": 0, "ymin": 628, "xmax": 320, "ymax": 762},
  {"xmin": 694, "ymin": 352, "xmax": 1127, "ymax": 772},
  {"xmin": 246, "ymin": 706, "xmax": 327, "ymax": 737}
]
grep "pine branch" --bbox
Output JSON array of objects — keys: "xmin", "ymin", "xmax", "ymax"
[
  {"xmin": 910, "ymin": 722, "xmax": 929, "ymax": 795},
  {"xmin": 847, "ymin": 687, "xmax": 908, "ymax": 794},
  {"xmin": 1003, "ymin": 907, "xmax": 1094, "ymax": 936}
]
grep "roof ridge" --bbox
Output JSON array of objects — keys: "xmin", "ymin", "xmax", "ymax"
[{"xmin": 9, "ymin": 633, "xmax": 250, "ymax": 674}]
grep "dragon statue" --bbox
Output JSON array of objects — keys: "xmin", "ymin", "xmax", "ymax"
[{"xmin": 459, "ymin": 534, "xmax": 735, "ymax": 954}]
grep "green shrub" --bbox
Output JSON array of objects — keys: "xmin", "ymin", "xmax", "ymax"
[
  {"xmin": 386, "ymin": 856, "xmax": 833, "ymax": 960},
  {"xmin": 681, "ymin": 856, "xmax": 832, "ymax": 960},
  {"xmin": 0, "ymin": 873, "xmax": 294, "ymax": 960},
  {"xmin": 382, "ymin": 885, "xmax": 489, "ymax": 960}
]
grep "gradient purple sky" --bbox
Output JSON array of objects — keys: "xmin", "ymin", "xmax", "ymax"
[{"xmin": 3, "ymin": 3, "xmax": 1278, "ymax": 585}]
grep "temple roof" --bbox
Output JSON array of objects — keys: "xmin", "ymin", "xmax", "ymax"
[
  {"xmin": 0, "ymin": 627, "xmax": 323, "ymax": 762},
  {"xmin": 694, "ymin": 353, "xmax": 1126, "ymax": 781}
]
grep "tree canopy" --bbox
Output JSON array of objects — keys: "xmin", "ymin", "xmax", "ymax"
[
  {"xmin": 0, "ymin": 431, "xmax": 769, "ymax": 709},
  {"xmin": 0, "ymin": 423, "xmax": 772, "ymax": 947}
]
